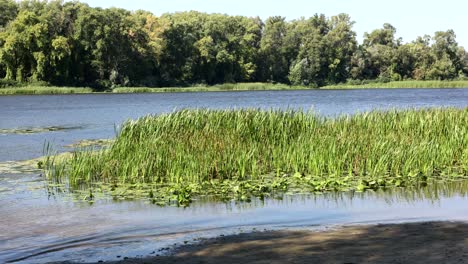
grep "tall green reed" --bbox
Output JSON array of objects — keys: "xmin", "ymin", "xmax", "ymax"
[{"xmin": 45, "ymin": 108, "xmax": 468, "ymax": 204}]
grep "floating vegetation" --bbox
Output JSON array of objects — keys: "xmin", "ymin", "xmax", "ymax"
[
  {"xmin": 0, "ymin": 152, "xmax": 72, "ymax": 175},
  {"xmin": 0, "ymin": 139, "xmax": 109, "ymax": 175},
  {"xmin": 0, "ymin": 159, "xmax": 43, "ymax": 174},
  {"xmin": 0, "ymin": 126, "xmax": 83, "ymax": 135},
  {"xmin": 64, "ymin": 139, "xmax": 113, "ymax": 149},
  {"xmin": 44, "ymin": 108, "xmax": 468, "ymax": 206}
]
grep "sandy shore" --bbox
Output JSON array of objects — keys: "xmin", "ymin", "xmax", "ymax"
[{"xmin": 101, "ymin": 222, "xmax": 468, "ymax": 264}]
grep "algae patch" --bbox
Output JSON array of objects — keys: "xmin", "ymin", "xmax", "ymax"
[
  {"xmin": 0, "ymin": 159, "xmax": 42, "ymax": 174},
  {"xmin": 64, "ymin": 139, "xmax": 113, "ymax": 148},
  {"xmin": 0, "ymin": 126, "xmax": 84, "ymax": 135},
  {"xmin": 0, "ymin": 153, "xmax": 72, "ymax": 175}
]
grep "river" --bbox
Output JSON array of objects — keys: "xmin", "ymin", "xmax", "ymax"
[{"xmin": 0, "ymin": 88, "xmax": 467, "ymax": 263}]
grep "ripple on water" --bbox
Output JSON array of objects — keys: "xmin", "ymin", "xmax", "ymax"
[{"xmin": 0, "ymin": 175, "xmax": 467, "ymax": 264}]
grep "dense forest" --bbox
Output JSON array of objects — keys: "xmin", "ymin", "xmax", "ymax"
[{"xmin": 0, "ymin": 0, "xmax": 467, "ymax": 89}]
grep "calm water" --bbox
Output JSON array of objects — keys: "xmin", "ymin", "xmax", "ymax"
[{"xmin": 0, "ymin": 89, "xmax": 467, "ymax": 263}]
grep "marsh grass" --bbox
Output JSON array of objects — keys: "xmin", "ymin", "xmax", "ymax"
[
  {"xmin": 112, "ymin": 83, "xmax": 307, "ymax": 93},
  {"xmin": 2, "ymin": 81, "xmax": 467, "ymax": 95},
  {"xmin": 0, "ymin": 83, "xmax": 305, "ymax": 95},
  {"xmin": 322, "ymin": 80, "xmax": 468, "ymax": 89},
  {"xmin": 45, "ymin": 108, "xmax": 468, "ymax": 206},
  {"xmin": 0, "ymin": 86, "xmax": 93, "ymax": 95}
]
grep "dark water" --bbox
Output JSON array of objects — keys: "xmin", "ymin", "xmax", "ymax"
[{"xmin": 0, "ymin": 89, "xmax": 467, "ymax": 263}]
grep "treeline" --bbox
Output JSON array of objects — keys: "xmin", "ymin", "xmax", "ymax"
[{"xmin": 0, "ymin": 0, "xmax": 467, "ymax": 89}]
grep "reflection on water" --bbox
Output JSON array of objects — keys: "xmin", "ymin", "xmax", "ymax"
[{"xmin": 1, "ymin": 172, "xmax": 467, "ymax": 263}]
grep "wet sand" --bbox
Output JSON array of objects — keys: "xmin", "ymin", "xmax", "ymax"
[{"xmin": 104, "ymin": 222, "xmax": 468, "ymax": 264}]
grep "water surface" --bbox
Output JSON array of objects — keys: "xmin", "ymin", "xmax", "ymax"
[
  {"xmin": 1, "ymin": 174, "xmax": 467, "ymax": 263},
  {"xmin": 0, "ymin": 89, "xmax": 467, "ymax": 263}
]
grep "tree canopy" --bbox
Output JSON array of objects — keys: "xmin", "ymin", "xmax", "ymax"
[{"xmin": 0, "ymin": 0, "xmax": 467, "ymax": 88}]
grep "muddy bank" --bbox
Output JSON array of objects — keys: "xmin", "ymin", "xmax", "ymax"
[{"xmin": 101, "ymin": 222, "xmax": 468, "ymax": 264}]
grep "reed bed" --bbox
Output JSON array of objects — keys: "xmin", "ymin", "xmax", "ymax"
[
  {"xmin": 45, "ymin": 108, "xmax": 468, "ymax": 205},
  {"xmin": 112, "ymin": 83, "xmax": 306, "ymax": 93},
  {"xmin": 0, "ymin": 83, "xmax": 305, "ymax": 95},
  {"xmin": 2, "ymin": 81, "xmax": 467, "ymax": 95},
  {"xmin": 322, "ymin": 80, "xmax": 468, "ymax": 89},
  {"xmin": 0, "ymin": 86, "xmax": 93, "ymax": 95}
]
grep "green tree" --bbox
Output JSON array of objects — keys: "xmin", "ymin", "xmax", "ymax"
[
  {"xmin": 405, "ymin": 35, "xmax": 434, "ymax": 80},
  {"xmin": 324, "ymin": 13, "xmax": 357, "ymax": 83},
  {"xmin": 429, "ymin": 30, "xmax": 461, "ymax": 79},
  {"xmin": 289, "ymin": 26, "xmax": 327, "ymax": 86},
  {"xmin": 0, "ymin": 10, "xmax": 48, "ymax": 81},
  {"xmin": 360, "ymin": 23, "xmax": 400, "ymax": 81},
  {"xmin": 288, "ymin": 14, "xmax": 357, "ymax": 86},
  {"xmin": 363, "ymin": 23, "xmax": 400, "ymax": 48},
  {"xmin": 260, "ymin": 16, "xmax": 289, "ymax": 83}
]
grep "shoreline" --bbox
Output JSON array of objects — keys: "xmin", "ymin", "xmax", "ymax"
[
  {"xmin": 1, "ymin": 81, "xmax": 468, "ymax": 95},
  {"xmin": 101, "ymin": 221, "xmax": 468, "ymax": 264}
]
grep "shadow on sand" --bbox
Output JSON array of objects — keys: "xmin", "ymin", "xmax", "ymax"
[{"xmin": 96, "ymin": 221, "xmax": 468, "ymax": 264}]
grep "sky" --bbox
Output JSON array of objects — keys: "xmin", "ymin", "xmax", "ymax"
[{"xmin": 79, "ymin": 0, "xmax": 467, "ymax": 47}]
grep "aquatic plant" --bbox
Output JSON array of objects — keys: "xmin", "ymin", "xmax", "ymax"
[{"xmin": 44, "ymin": 108, "xmax": 468, "ymax": 206}]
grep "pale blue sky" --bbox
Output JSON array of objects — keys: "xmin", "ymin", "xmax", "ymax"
[{"xmin": 79, "ymin": 0, "xmax": 467, "ymax": 47}]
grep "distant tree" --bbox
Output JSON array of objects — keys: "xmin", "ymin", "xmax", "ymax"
[
  {"xmin": 260, "ymin": 16, "xmax": 289, "ymax": 83},
  {"xmin": 0, "ymin": 0, "xmax": 18, "ymax": 77},
  {"xmin": 359, "ymin": 23, "xmax": 401, "ymax": 81},
  {"xmin": 429, "ymin": 30, "xmax": 462, "ymax": 79},
  {"xmin": 407, "ymin": 35, "xmax": 434, "ymax": 80},
  {"xmin": 363, "ymin": 23, "xmax": 400, "ymax": 48},
  {"xmin": 324, "ymin": 13, "xmax": 357, "ymax": 83},
  {"xmin": 288, "ymin": 14, "xmax": 357, "ymax": 86},
  {"xmin": 1, "ymin": 1, "xmax": 468, "ymax": 87},
  {"xmin": 158, "ymin": 12, "xmax": 262, "ymax": 85},
  {"xmin": 458, "ymin": 47, "xmax": 468, "ymax": 78},
  {"xmin": 289, "ymin": 27, "xmax": 327, "ymax": 86},
  {"xmin": 0, "ymin": 10, "xmax": 48, "ymax": 82}
]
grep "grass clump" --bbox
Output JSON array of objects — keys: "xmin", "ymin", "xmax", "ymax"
[{"xmin": 45, "ymin": 108, "xmax": 468, "ymax": 206}]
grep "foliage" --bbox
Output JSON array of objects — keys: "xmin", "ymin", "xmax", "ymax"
[
  {"xmin": 0, "ymin": 0, "xmax": 18, "ymax": 29},
  {"xmin": 1, "ymin": 1, "xmax": 467, "ymax": 88}
]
